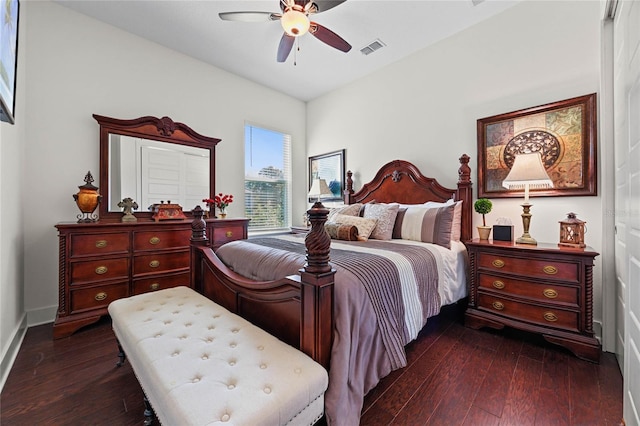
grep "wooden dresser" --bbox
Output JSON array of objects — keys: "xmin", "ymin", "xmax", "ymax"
[
  {"xmin": 54, "ymin": 218, "xmax": 249, "ymax": 338},
  {"xmin": 464, "ymin": 239, "xmax": 600, "ymax": 363}
]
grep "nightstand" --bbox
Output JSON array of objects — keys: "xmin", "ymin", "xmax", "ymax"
[{"xmin": 464, "ymin": 239, "xmax": 600, "ymax": 363}]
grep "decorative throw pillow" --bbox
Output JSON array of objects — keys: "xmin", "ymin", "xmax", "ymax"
[
  {"xmin": 424, "ymin": 199, "xmax": 463, "ymax": 241},
  {"xmin": 363, "ymin": 203, "xmax": 400, "ymax": 240},
  {"xmin": 332, "ymin": 214, "xmax": 378, "ymax": 241},
  {"xmin": 325, "ymin": 222, "xmax": 359, "ymax": 241},
  {"xmin": 327, "ymin": 203, "xmax": 362, "ymax": 222},
  {"xmin": 394, "ymin": 204, "xmax": 455, "ymax": 249}
]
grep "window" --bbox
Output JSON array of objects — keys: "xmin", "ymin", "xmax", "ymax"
[{"xmin": 244, "ymin": 124, "xmax": 291, "ymax": 231}]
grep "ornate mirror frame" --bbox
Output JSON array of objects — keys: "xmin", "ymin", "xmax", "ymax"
[{"xmin": 94, "ymin": 114, "xmax": 220, "ymax": 222}]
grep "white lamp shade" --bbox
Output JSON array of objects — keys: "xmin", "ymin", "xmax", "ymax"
[
  {"xmin": 308, "ymin": 178, "xmax": 332, "ymax": 199},
  {"xmin": 281, "ymin": 9, "xmax": 310, "ymax": 36},
  {"xmin": 502, "ymin": 152, "xmax": 553, "ymax": 190}
]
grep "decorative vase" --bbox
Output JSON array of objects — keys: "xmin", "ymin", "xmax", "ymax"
[
  {"xmin": 73, "ymin": 171, "xmax": 101, "ymax": 223},
  {"xmin": 219, "ymin": 212, "xmax": 227, "ymax": 219},
  {"xmin": 477, "ymin": 226, "xmax": 492, "ymax": 240}
]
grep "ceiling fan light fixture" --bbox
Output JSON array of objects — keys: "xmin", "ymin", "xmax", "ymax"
[{"xmin": 280, "ymin": 9, "xmax": 310, "ymax": 36}]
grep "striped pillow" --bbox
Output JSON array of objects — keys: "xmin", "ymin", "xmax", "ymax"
[{"xmin": 395, "ymin": 204, "xmax": 455, "ymax": 249}]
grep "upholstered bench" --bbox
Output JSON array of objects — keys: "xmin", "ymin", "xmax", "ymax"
[{"xmin": 108, "ymin": 286, "xmax": 328, "ymax": 425}]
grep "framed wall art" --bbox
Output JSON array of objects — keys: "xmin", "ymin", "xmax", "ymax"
[
  {"xmin": 308, "ymin": 149, "xmax": 345, "ymax": 202},
  {"xmin": 477, "ymin": 93, "xmax": 597, "ymax": 198},
  {"xmin": 0, "ymin": 0, "xmax": 19, "ymax": 124}
]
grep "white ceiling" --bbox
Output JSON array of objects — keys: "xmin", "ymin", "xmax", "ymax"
[{"xmin": 54, "ymin": 0, "xmax": 521, "ymax": 102}]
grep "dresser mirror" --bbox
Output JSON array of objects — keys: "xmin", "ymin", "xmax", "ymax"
[{"xmin": 94, "ymin": 114, "xmax": 220, "ymax": 221}]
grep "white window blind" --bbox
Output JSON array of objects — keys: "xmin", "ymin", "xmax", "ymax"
[{"xmin": 244, "ymin": 125, "xmax": 291, "ymax": 231}]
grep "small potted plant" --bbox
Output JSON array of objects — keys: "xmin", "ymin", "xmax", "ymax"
[{"xmin": 474, "ymin": 198, "xmax": 493, "ymax": 240}]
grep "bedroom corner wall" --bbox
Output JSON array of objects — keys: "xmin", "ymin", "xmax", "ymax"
[
  {"xmin": 8, "ymin": 0, "xmax": 306, "ymax": 361},
  {"xmin": 307, "ymin": 1, "xmax": 607, "ymax": 340}
]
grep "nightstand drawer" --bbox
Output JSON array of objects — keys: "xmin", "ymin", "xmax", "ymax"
[
  {"xmin": 478, "ymin": 273, "xmax": 578, "ymax": 306},
  {"xmin": 478, "ymin": 252, "xmax": 579, "ymax": 282},
  {"xmin": 133, "ymin": 230, "xmax": 191, "ymax": 251},
  {"xmin": 212, "ymin": 224, "xmax": 245, "ymax": 245},
  {"xmin": 70, "ymin": 232, "xmax": 129, "ymax": 257},
  {"xmin": 477, "ymin": 293, "xmax": 579, "ymax": 332},
  {"xmin": 70, "ymin": 258, "xmax": 130, "ymax": 284},
  {"xmin": 133, "ymin": 251, "xmax": 189, "ymax": 275}
]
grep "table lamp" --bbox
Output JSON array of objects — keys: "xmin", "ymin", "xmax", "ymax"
[
  {"xmin": 308, "ymin": 178, "xmax": 332, "ymax": 205},
  {"xmin": 502, "ymin": 152, "xmax": 553, "ymax": 245}
]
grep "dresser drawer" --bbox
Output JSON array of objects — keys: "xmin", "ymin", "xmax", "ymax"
[
  {"xmin": 70, "ymin": 258, "xmax": 130, "ymax": 284},
  {"xmin": 477, "ymin": 293, "xmax": 579, "ymax": 332},
  {"xmin": 70, "ymin": 232, "xmax": 129, "ymax": 257},
  {"xmin": 70, "ymin": 282, "xmax": 129, "ymax": 313},
  {"xmin": 212, "ymin": 224, "xmax": 245, "ymax": 245},
  {"xmin": 478, "ymin": 273, "xmax": 579, "ymax": 307},
  {"xmin": 132, "ymin": 272, "xmax": 190, "ymax": 295},
  {"xmin": 133, "ymin": 230, "xmax": 191, "ymax": 251},
  {"xmin": 477, "ymin": 252, "xmax": 579, "ymax": 282},
  {"xmin": 133, "ymin": 251, "xmax": 189, "ymax": 275}
]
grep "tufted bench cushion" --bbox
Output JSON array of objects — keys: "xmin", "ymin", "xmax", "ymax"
[{"xmin": 108, "ymin": 286, "xmax": 328, "ymax": 425}]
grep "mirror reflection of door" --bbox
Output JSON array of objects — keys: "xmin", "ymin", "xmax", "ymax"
[{"xmin": 109, "ymin": 135, "xmax": 209, "ymax": 212}]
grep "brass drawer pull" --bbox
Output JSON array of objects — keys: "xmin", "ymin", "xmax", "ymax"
[
  {"xmin": 95, "ymin": 240, "xmax": 107, "ymax": 248},
  {"xmin": 226, "ymin": 231, "xmax": 233, "ymax": 238},
  {"xmin": 543, "ymin": 312, "xmax": 558, "ymax": 322},
  {"xmin": 149, "ymin": 236, "xmax": 161, "ymax": 245},
  {"xmin": 492, "ymin": 259, "xmax": 505, "ymax": 268},
  {"xmin": 543, "ymin": 265, "xmax": 558, "ymax": 275},
  {"xmin": 543, "ymin": 289, "xmax": 558, "ymax": 299},
  {"xmin": 492, "ymin": 280, "xmax": 505, "ymax": 289},
  {"xmin": 492, "ymin": 301, "xmax": 504, "ymax": 311},
  {"xmin": 149, "ymin": 260, "xmax": 160, "ymax": 268},
  {"xmin": 150, "ymin": 283, "xmax": 160, "ymax": 291},
  {"xmin": 95, "ymin": 266, "xmax": 108, "ymax": 275},
  {"xmin": 95, "ymin": 292, "xmax": 107, "ymax": 301}
]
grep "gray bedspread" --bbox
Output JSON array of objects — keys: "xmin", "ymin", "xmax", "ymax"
[{"xmin": 216, "ymin": 235, "xmax": 442, "ymax": 426}]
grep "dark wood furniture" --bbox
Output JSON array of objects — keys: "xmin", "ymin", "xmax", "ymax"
[
  {"xmin": 290, "ymin": 225, "xmax": 311, "ymax": 234},
  {"xmin": 464, "ymin": 239, "xmax": 600, "ymax": 362},
  {"xmin": 190, "ymin": 155, "xmax": 473, "ymax": 368},
  {"xmin": 54, "ymin": 218, "xmax": 248, "ymax": 339}
]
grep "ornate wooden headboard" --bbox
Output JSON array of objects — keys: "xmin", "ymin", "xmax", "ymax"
[{"xmin": 343, "ymin": 155, "xmax": 473, "ymax": 241}]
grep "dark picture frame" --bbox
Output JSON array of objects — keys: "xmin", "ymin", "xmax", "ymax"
[
  {"xmin": 477, "ymin": 93, "xmax": 597, "ymax": 198},
  {"xmin": 0, "ymin": 0, "xmax": 19, "ymax": 124},
  {"xmin": 308, "ymin": 149, "xmax": 345, "ymax": 202}
]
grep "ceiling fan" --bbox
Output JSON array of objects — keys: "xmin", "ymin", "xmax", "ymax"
[{"xmin": 219, "ymin": 0, "xmax": 352, "ymax": 63}]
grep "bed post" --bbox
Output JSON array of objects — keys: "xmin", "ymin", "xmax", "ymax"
[
  {"xmin": 190, "ymin": 206, "xmax": 209, "ymax": 294},
  {"xmin": 456, "ymin": 154, "xmax": 473, "ymax": 242},
  {"xmin": 343, "ymin": 170, "xmax": 354, "ymax": 204},
  {"xmin": 299, "ymin": 201, "xmax": 335, "ymax": 369}
]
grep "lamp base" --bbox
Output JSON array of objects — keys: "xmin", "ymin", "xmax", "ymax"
[{"xmin": 516, "ymin": 233, "xmax": 538, "ymax": 245}]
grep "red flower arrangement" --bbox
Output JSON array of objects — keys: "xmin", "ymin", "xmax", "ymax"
[{"xmin": 203, "ymin": 193, "xmax": 234, "ymax": 212}]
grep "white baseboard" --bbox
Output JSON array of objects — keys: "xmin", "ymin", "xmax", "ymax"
[
  {"xmin": 27, "ymin": 304, "xmax": 57, "ymax": 327},
  {"xmin": 0, "ymin": 314, "xmax": 28, "ymax": 392}
]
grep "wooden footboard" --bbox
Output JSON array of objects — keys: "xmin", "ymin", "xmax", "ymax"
[{"xmin": 190, "ymin": 203, "xmax": 335, "ymax": 368}]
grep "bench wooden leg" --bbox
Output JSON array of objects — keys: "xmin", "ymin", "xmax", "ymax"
[
  {"xmin": 115, "ymin": 340, "xmax": 126, "ymax": 367},
  {"xmin": 143, "ymin": 394, "xmax": 155, "ymax": 425}
]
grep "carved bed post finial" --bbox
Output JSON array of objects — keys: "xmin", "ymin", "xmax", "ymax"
[
  {"xmin": 304, "ymin": 202, "xmax": 332, "ymax": 274},
  {"xmin": 190, "ymin": 206, "xmax": 207, "ymax": 242},
  {"xmin": 458, "ymin": 154, "xmax": 471, "ymax": 184},
  {"xmin": 343, "ymin": 170, "xmax": 354, "ymax": 204}
]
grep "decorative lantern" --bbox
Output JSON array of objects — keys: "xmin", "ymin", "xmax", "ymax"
[
  {"xmin": 73, "ymin": 171, "xmax": 101, "ymax": 223},
  {"xmin": 558, "ymin": 212, "xmax": 586, "ymax": 248}
]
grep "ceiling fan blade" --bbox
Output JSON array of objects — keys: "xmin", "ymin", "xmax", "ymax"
[
  {"xmin": 219, "ymin": 11, "xmax": 280, "ymax": 22},
  {"xmin": 309, "ymin": 23, "xmax": 351, "ymax": 52},
  {"xmin": 313, "ymin": 0, "xmax": 347, "ymax": 13},
  {"xmin": 277, "ymin": 33, "xmax": 295, "ymax": 62}
]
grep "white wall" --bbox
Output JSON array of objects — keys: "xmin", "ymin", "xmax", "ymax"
[
  {"xmin": 11, "ymin": 1, "xmax": 306, "ymax": 337},
  {"xmin": 307, "ymin": 1, "xmax": 607, "ymax": 332}
]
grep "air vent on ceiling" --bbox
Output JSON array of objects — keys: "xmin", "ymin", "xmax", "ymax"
[{"xmin": 360, "ymin": 39, "xmax": 386, "ymax": 56}]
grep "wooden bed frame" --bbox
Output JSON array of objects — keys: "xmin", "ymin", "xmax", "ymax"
[{"xmin": 190, "ymin": 155, "xmax": 472, "ymax": 368}]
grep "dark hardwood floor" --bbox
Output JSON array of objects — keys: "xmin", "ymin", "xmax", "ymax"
[{"xmin": 1, "ymin": 305, "xmax": 623, "ymax": 425}]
